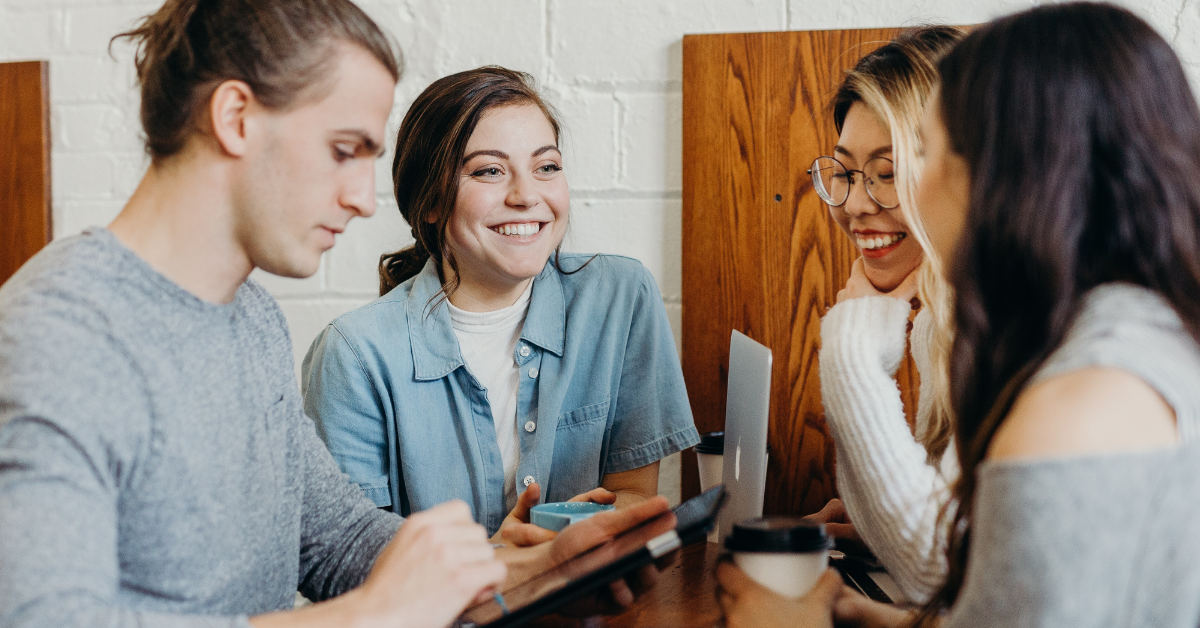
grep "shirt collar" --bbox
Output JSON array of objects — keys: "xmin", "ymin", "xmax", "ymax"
[{"xmin": 407, "ymin": 258, "xmax": 566, "ymax": 381}]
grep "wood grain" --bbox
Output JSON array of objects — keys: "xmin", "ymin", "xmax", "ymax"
[
  {"xmin": 681, "ymin": 29, "xmax": 923, "ymax": 516},
  {"xmin": 0, "ymin": 61, "xmax": 52, "ymax": 286}
]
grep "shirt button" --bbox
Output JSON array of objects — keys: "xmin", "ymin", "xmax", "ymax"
[
  {"xmin": 524, "ymin": 421, "xmax": 536, "ymax": 433},
  {"xmin": 528, "ymin": 367, "xmax": 539, "ymax": 379},
  {"xmin": 519, "ymin": 345, "xmax": 531, "ymax": 357},
  {"xmin": 523, "ymin": 475, "xmax": 535, "ymax": 487}
]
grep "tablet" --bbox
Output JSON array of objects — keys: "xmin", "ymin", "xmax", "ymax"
[{"xmin": 457, "ymin": 486, "xmax": 726, "ymax": 628}]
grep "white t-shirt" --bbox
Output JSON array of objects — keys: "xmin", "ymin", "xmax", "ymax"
[{"xmin": 447, "ymin": 283, "xmax": 533, "ymax": 513}]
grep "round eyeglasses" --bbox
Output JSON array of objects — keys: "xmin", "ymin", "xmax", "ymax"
[{"xmin": 807, "ymin": 156, "xmax": 898, "ymax": 209}]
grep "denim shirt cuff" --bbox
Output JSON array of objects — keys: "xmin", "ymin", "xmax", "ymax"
[{"xmin": 605, "ymin": 425, "xmax": 701, "ymax": 473}]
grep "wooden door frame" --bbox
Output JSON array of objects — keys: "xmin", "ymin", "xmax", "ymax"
[{"xmin": 0, "ymin": 60, "xmax": 52, "ymax": 286}]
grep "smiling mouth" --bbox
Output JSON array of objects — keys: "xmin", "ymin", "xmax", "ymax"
[
  {"xmin": 490, "ymin": 222, "xmax": 543, "ymax": 238},
  {"xmin": 856, "ymin": 231, "xmax": 906, "ymax": 251}
]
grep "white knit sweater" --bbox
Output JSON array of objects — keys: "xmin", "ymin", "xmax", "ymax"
[{"xmin": 819, "ymin": 296, "xmax": 958, "ymax": 604}]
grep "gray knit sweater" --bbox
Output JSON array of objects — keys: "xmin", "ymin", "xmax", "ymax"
[
  {"xmin": 0, "ymin": 229, "xmax": 402, "ymax": 628},
  {"xmin": 945, "ymin": 284, "xmax": 1200, "ymax": 626}
]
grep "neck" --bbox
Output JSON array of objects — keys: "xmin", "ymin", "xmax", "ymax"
[
  {"xmin": 444, "ymin": 261, "xmax": 532, "ymax": 313},
  {"xmin": 108, "ymin": 150, "xmax": 252, "ymax": 304}
]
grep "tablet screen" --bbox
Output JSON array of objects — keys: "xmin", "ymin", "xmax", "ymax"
[{"xmin": 458, "ymin": 486, "xmax": 725, "ymax": 627}]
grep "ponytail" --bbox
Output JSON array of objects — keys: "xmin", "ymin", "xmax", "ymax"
[{"xmin": 378, "ymin": 244, "xmax": 430, "ymax": 295}]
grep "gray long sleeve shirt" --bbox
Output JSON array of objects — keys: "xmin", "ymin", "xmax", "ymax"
[{"xmin": 0, "ymin": 229, "xmax": 402, "ymax": 627}]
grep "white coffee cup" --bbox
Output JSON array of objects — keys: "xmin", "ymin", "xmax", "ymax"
[
  {"xmin": 725, "ymin": 517, "xmax": 833, "ymax": 598},
  {"xmin": 694, "ymin": 432, "xmax": 725, "ymax": 542}
]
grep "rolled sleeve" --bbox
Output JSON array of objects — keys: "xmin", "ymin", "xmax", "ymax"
[{"xmin": 605, "ymin": 267, "xmax": 700, "ymax": 473}]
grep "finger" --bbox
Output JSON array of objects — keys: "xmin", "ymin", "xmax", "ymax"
[
  {"xmin": 511, "ymin": 483, "xmax": 541, "ymax": 523},
  {"xmin": 715, "ymin": 560, "xmax": 759, "ymax": 597},
  {"xmin": 412, "ymin": 499, "xmax": 475, "ymax": 527},
  {"xmin": 568, "ymin": 487, "xmax": 616, "ymax": 504},
  {"xmin": 890, "ymin": 267, "xmax": 920, "ymax": 302},
  {"xmin": 501, "ymin": 522, "xmax": 558, "ymax": 547},
  {"xmin": 624, "ymin": 563, "xmax": 661, "ymax": 596},
  {"xmin": 805, "ymin": 569, "xmax": 845, "ymax": 608},
  {"xmin": 824, "ymin": 522, "xmax": 858, "ymax": 539},
  {"xmin": 585, "ymin": 495, "xmax": 670, "ymax": 538},
  {"xmin": 607, "ymin": 579, "xmax": 635, "ymax": 608}
]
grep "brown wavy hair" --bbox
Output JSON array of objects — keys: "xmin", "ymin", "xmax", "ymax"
[
  {"xmin": 113, "ymin": 0, "xmax": 401, "ymax": 163},
  {"xmin": 378, "ymin": 66, "xmax": 564, "ymax": 298},
  {"xmin": 921, "ymin": 3, "xmax": 1200, "ymax": 622}
]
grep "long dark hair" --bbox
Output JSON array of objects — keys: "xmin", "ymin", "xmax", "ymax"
[
  {"xmin": 113, "ymin": 0, "xmax": 401, "ymax": 162},
  {"xmin": 378, "ymin": 66, "xmax": 563, "ymax": 297},
  {"xmin": 927, "ymin": 2, "xmax": 1200, "ymax": 617}
]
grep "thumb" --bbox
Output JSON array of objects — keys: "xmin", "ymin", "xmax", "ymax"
[
  {"xmin": 807, "ymin": 569, "xmax": 845, "ymax": 609},
  {"xmin": 512, "ymin": 483, "xmax": 541, "ymax": 523}
]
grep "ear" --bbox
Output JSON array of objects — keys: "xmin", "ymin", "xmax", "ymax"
[{"xmin": 208, "ymin": 80, "xmax": 255, "ymax": 158}]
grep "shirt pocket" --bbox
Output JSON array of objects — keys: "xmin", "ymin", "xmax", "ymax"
[{"xmin": 551, "ymin": 398, "xmax": 611, "ymax": 497}]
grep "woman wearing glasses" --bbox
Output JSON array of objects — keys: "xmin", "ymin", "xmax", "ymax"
[{"xmin": 804, "ymin": 26, "xmax": 963, "ymax": 604}]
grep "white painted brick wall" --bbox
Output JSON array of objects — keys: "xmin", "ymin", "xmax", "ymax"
[{"xmin": 4, "ymin": 0, "xmax": 1199, "ymax": 506}]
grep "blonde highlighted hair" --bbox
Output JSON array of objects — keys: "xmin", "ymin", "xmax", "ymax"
[{"xmin": 831, "ymin": 26, "xmax": 964, "ymax": 463}]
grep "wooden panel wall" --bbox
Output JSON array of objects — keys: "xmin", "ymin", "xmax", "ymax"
[
  {"xmin": 0, "ymin": 61, "xmax": 52, "ymax": 286},
  {"xmin": 680, "ymin": 29, "xmax": 923, "ymax": 517}
]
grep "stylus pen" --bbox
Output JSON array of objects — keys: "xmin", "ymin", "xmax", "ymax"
[{"xmin": 493, "ymin": 591, "xmax": 510, "ymax": 616}]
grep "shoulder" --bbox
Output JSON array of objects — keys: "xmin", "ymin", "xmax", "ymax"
[
  {"xmin": 552, "ymin": 253, "xmax": 657, "ymax": 297},
  {"xmin": 988, "ymin": 367, "xmax": 1177, "ymax": 461},
  {"xmin": 311, "ymin": 288, "xmax": 416, "ymax": 364}
]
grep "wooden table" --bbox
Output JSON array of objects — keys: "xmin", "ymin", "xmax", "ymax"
[{"xmin": 526, "ymin": 542, "xmax": 723, "ymax": 628}]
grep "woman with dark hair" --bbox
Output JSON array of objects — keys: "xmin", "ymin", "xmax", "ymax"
[
  {"xmin": 302, "ymin": 67, "xmax": 699, "ymax": 546},
  {"xmin": 719, "ymin": 3, "xmax": 1200, "ymax": 627}
]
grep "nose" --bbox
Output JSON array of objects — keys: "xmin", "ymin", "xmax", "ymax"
[
  {"xmin": 506, "ymin": 170, "xmax": 539, "ymax": 210},
  {"xmin": 340, "ymin": 161, "xmax": 377, "ymax": 218},
  {"xmin": 842, "ymin": 175, "xmax": 880, "ymax": 218}
]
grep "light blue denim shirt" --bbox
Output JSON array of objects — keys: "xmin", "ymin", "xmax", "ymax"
[{"xmin": 301, "ymin": 254, "xmax": 699, "ymax": 534}]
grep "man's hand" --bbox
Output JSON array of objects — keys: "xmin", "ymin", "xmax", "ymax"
[
  {"xmin": 349, "ymin": 501, "xmax": 506, "ymax": 628},
  {"xmin": 717, "ymin": 562, "xmax": 845, "ymax": 628},
  {"xmin": 837, "ymin": 258, "xmax": 920, "ymax": 307},
  {"xmin": 491, "ymin": 483, "xmax": 617, "ymax": 547}
]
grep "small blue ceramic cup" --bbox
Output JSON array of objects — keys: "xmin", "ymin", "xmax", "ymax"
[{"xmin": 529, "ymin": 502, "xmax": 616, "ymax": 532}]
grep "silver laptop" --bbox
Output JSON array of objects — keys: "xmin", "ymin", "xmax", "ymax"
[{"xmin": 716, "ymin": 330, "xmax": 772, "ymax": 544}]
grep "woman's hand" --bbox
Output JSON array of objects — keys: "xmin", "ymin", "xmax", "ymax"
[
  {"xmin": 717, "ymin": 562, "xmax": 845, "ymax": 628},
  {"xmin": 491, "ymin": 483, "xmax": 617, "ymax": 547},
  {"xmin": 804, "ymin": 498, "xmax": 862, "ymax": 544},
  {"xmin": 345, "ymin": 500, "xmax": 506, "ymax": 628},
  {"xmin": 834, "ymin": 587, "xmax": 922, "ymax": 628},
  {"xmin": 837, "ymin": 258, "xmax": 920, "ymax": 307}
]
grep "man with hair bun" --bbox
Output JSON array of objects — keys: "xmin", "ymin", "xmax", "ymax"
[{"xmin": 0, "ymin": 1, "xmax": 669, "ymax": 627}]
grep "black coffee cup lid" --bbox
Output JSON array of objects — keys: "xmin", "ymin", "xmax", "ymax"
[
  {"xmin": 724, "ymin": 517, "xmax": 832, "ymax": 553},
  {"xmin": 694, "ymin": 431, "xmax": 724, "ymax": 455}
]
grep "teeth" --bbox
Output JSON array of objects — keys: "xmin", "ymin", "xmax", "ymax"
[
  {"xmin": 492, "ymin": 223, "xmax": 542, "ymax": 237},
  {"xmin": 856, "ymin": 232, "xmax": 905, "ymax": 250}
]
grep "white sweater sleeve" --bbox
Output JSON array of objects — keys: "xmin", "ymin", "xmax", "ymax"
[{"xmin": 819, "ymin": 297, "xmax": 958, "ymax": 604}]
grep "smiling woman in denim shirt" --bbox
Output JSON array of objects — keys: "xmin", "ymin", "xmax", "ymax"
[{"xmin": 301, "ymin": 66, "xmax": 699, "ymax": 546}]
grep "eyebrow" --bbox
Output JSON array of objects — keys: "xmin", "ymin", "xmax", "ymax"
[
  {"xmin": 335, "ymin": 129, "xmax": 385, "ymax": 157},
  {"xmin": 462, "ymin": 146, "xmax": 561, "ymax": 163},
  {"xmin": 833, "ymin": 144, "xmax": 893, "ymax": 160},
  {"xmin": 463, "ymin": 149, "xmax": 509, "ymax": 163}
]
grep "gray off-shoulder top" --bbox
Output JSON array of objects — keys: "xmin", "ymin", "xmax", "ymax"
[{"xmin": 945, "ymin": 284, "xmax": 1200, "ymax": 627}]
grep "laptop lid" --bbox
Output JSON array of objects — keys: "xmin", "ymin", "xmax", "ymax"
[{"xmin": 717, "ymin": 330, "xmax": 773, "ymax": 544}]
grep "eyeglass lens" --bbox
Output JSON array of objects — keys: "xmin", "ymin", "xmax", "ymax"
[{"xmin": 809, "ymin": 156, "xmax": 898, "ymax": 209}]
